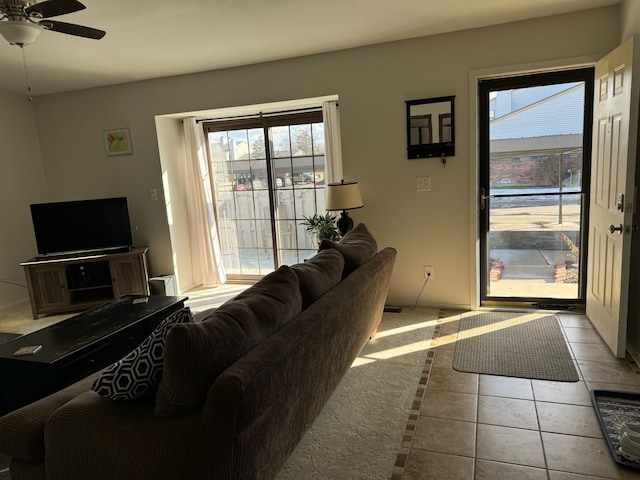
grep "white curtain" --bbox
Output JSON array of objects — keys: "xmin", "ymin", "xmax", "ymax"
[
  {"xmin": 322, "ymin": 100, "xmax": 343, "ymax": 183},
  {"xmin": 182, "ymin": 117, "xmax": 226, "ymax": 286}
]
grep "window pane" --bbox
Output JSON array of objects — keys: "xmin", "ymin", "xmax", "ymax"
[
  {"xmin": 275, "ymin": 190, "xmax": 294, "ymax": 219},
  {"xmin": 312, "ymin": 123, "xmax": 325, "ymax": 155},
  {"xmin": 228, "ymin": 130, "xmax": 250, "ymax": 160},
  {"xmin": 248, "ymin": 129, "xmax": 266, "ymax": 160},
  {"xmin": 273, "ymin": 158, "xmax": 293, "ymax": 189},
  {"xmin": 209, "ymin": 132, "xmax": 229, "ymax": 163},
  {"xmin": 254, "ymin": 190, "xmax": 270, "ymax": 219},
  {"xmin": 250, "ymin": 160, "xmax": 268, "ymax": 190},
  {"xmin": 295, "ymin": 189, "xmax": 318, "ymax": 218},
  {"xmin": 291, "ymin": 124, "xmax": 313, "ymax": 156},
  {"xmin": 271, "ymin": 126, "xmax": 291, "ymax": 158}
]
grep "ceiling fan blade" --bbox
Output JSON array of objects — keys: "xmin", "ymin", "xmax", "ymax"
[
  {"xmin": 25, "ymin": 0, "xmax": 86, "ymax": 19},
  {"xmin": 40, "ymin": 20, "xmax": 105, "ymax": 39}
]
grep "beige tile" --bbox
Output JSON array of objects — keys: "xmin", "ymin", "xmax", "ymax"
[
  {"xmin": 413, "ymin": 417, "xmax": 476, "ymax": 457},
  {"xmin": 439, "ymin": 310, "xmax": 465, "ymax": 322},
  {"xmin": 433, "ymin": 333, "xmax": 457, "ymax": 351},
  {"xmin": 440, "ymin": 320, "xmax": 460, "ymax": 335},
  {"xmin": 479, "ymin": 375, "xmax": 534, "ymax": 400},
  {"xmin": 478, "ymin": 396, "xmax": 538, "ymax": 430},
  {"xmin": 531, "ymin": 380, "xmax": 592, "ymax": 406},
  {"xmin": 476, "ymin": 424, "xmax": 545, "ymax": 468},
  {"xmin": 432, "ymin": 349, "xmax": 454, "ymax": 368},
  {"xmin": 403, "ymin": 450, "xmax": 474, "ymax": 480},
  {"xmin": 536, "ymin": 402, "xmax": 603, "ymax": 438},
  {"xmin": 427, "ymin": 367, "xmax": 478, "ymax": 394},
  {"xmin": 420, "ymin": 390, "xmax": 477, "ymax": 422},
  {"xmin": 587, "ymin": 381, "xmax": 640, "ymax": 394},
  {"xmin": 564, "ymin": 327, "xmax": 605, "ymax": 344},
  {"xmin": 549, "ymin": 471, "xmax": 622, "ymax": 480},
  {"xmin": 571, "ymin": 343, "xmax": 618, "ymax": 362},
  {"xmin": 542, "ymin": 432, "xmax": 622, "ymax": 479},
  {"xmin": 475, "ymin": 459, "xmax": 547, "ymax": 480},
  {"xmin": 557, "ymin": 315, "xmax": 594, "ymax": 329},
  {"xmin": 578, "ymin": 360, "xmax": 640, "ymax": 385}
]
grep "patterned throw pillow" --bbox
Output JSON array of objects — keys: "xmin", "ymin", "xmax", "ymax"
[{"xmin": 91, "ymin": 306, "xmax": 194, "ymax": 400}]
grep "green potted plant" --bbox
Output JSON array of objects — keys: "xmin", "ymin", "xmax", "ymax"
[{"xmin": 300, "ymin": 213, "xmax": 341, "ymax": 245}]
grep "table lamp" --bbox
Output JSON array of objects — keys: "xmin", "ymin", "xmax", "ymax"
[{"xmin": 326, "ymin": 179, "xmax": 364, "ymax": 236}]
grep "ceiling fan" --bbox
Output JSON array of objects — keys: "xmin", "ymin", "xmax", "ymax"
[{"xmin": 0, "ymin": 0, "xmax": 105, "ymax": 46}]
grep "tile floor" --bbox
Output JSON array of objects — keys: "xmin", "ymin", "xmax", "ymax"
[{"xmin": 394, "ymin": 310, "xmax": 640, "ymax": 480}]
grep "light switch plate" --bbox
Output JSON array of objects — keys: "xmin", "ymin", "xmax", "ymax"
[{"xmin": 416, "ymin": 176, "xmax": 431, "ymax": 192}]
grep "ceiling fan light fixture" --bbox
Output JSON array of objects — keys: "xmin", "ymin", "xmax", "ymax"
[{"xmin": 0, "ymin": 20, "xmax": 43, "ymax": 45}]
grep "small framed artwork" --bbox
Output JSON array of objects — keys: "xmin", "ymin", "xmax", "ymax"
[{"xmin": 104, "ymin": 127, "xmax": 133, "ymax": 156}]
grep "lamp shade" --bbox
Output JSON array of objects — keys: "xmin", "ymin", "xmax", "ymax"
[
  {"xmin": 0, "ymin": 21, "xmax": 43, "ymax": 46},
  {"xmin": 325, "ymin": 180, "xmax": 364, "ymax": 211}
]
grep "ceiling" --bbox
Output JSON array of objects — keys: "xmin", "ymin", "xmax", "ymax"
[{"xmin": 0, "ymin": 0, "xmax": 622, "ymax": 96}]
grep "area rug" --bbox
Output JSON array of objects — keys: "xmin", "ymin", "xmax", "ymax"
[
  {"xmin": 274, "ymin": 307, "xmax": 438, "ymax": 480},
  {"xmin": 452, "ymin": 312, "xmax": 579, "ymax": 382}
]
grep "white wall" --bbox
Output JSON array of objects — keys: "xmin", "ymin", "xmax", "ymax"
[
  {"xmin": 155, "ymin": 117, "xmax": 193, "ymax": 290},
  {"xmin": 621, "ymin": 0, "xmax": 640, "ymax": 42},
  {"xmin": 18, "ymin": 5, "xmax": 621, "ymax": 309},
  {"xmin": 0, "ymin": 90, "xmax": 47, "ymax": 305}
]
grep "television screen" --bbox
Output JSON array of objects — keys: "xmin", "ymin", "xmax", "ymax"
[{"xmin": 30, "ymin": 197, "xmax": 133, "ymax": 256}]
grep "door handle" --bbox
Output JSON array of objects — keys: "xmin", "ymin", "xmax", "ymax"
[
  {"xmin": 609, "ymin": 224, "xmax": 623, "ymax": 234},
  {"xmin": 480, "ymin": 188, "xmax": 492, "ymax": 211}
]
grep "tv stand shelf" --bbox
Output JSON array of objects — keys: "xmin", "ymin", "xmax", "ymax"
[{"xmin": 21, "ymin": 247, "xmax": 150, "ymax": 319}]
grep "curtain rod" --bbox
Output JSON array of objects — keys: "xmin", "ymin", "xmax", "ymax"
[{"xmin": 196, "ymin": 105, "xmax": 332, "ymax": 124}]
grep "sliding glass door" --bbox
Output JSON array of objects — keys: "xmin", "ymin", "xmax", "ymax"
[
  {"xmin": 204, "ymin": 112, "xmax": 326, "ymax": 280},
  {"xmin": 478, "ymin": 68, "xmax": 594, "ymax": 307}
]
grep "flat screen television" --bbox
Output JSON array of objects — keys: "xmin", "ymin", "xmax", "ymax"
[{"xmin": 30, "ymin": 197, "xmax": 133, "ymax": 257}]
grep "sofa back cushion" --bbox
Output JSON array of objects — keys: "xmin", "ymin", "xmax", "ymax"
[
  {"xmin": 154, "ymin": 266, "xmax": 302, "ymax": 417},
  {"xmin": 319, "ymin": 223, "xmax": 378, "ymax": 277},
  {"xmin": 290, "ymin": 248, "xmax": 344, "ymax": 308}
]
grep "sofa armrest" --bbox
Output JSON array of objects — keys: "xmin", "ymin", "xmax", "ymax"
[
  {"xmin": 43, "ymin": 391, "xmax": 212, "ymax": 480},
  {"xmin": 0, "ymin": 372, "xmax": 98, "ymax": 462}
]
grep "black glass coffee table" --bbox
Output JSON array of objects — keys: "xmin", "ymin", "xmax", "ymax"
[{"xmin": 0, "ymin": 294, "xmax": 187, "ymax": 415}]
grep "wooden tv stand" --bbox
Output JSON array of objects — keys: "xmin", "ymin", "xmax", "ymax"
[{"xmin": 21, "ymin": 247, "xmax": 150, "ymax": 319}]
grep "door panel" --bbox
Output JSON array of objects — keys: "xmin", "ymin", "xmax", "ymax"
[
  {"xmin": 586, "ymin": 37, "xmax": 639, "ymax": 357},
  {"xmin": 594, "ymin": 117, "xmax": 608, "ymax": 206}
]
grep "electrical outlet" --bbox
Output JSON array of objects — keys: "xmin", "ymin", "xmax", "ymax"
[
  {"xmin": 150, "ymin": 188, "xmax": 158, "ymax": 201},
  {"xmin": 424, "ymin": 265, "xmax": 434, "ymax": 279}
]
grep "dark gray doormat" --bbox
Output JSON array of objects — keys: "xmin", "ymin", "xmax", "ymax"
[
  {"xmin": 452, "ymin": 312, "xmax": 579, "ymax": 382},
  {"xmin": 591, "ymin": 389, "xmax": 640, "ymax": 470}
]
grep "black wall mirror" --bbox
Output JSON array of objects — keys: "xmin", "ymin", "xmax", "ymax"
[{"xmin": 406, "ymin": 96, "xmax": 455, "ymax": 159}]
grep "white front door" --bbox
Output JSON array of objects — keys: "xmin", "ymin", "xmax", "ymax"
[{"xmin": 586, "ymin": 36, "xmax": 640, "ymax": 358}]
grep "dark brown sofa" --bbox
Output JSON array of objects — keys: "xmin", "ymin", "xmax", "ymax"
[{"xmin": 0, "ymin": 224, "xmax": 396, "ymax": 480}]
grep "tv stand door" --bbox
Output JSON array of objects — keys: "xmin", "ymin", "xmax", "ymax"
[
  {"xmin": 110, "ymin": 254, "xmax": 149, "ymax": 298},
  {"xmin": 25, "ymin": 265, "xmax": 69, "ymax": 317}
]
